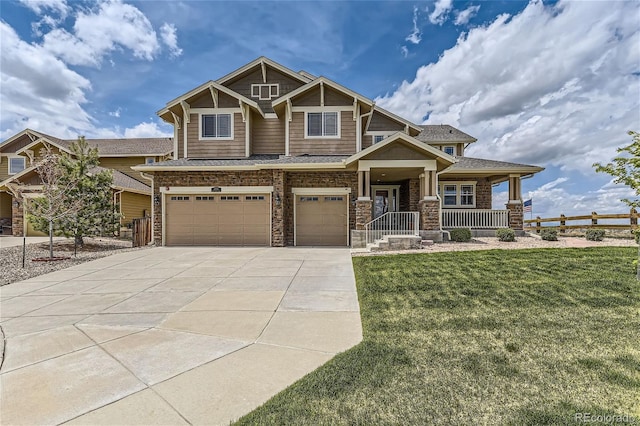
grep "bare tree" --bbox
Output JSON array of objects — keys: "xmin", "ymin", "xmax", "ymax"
[{"xmin": 10, "ymin": 148, "xmax": 83, "ymax": 259}]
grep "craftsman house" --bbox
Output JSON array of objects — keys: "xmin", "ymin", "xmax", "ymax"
[
  {"xmin": 0, "ymin": 130, "xmax": 173, "ymax": 236},
  {"xmin": 134, "ymin": 57, "xmax": 543, "ymax": 247}
]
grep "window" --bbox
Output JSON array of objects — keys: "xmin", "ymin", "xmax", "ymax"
[
  {"xmin": 306, "ymin": 112, "xmax": 339, "ymax": 138},
  {"xmin": 299, "ymin": 196, "xmax": 319, "ymax": 202},
  {"xmin": 443, "ymin": 185, "xmax": 457, "ymax": 206},
  {"xmin": 251, "ymin": 84, "xmax": 279, "ymax": 100},
  {"xmin": 439, "ymin": 182, "xmax": 476, "ymax": 208},
  {"xmin": 195, "ymin": 196, "xmax": 215, "ymax": 201},
  {"xmin": 373, "ymin": 135, "xmax": 391, "ymax": 144},
  {"xmin": 9, "ymin": 157, "xmax": 26, "ymax": 175},
  {"xmin": 324, "ymin": 196, "xmax": 344, "ymax": 202},
  {"xmin": 200, "ymin": 114, "xmax": 232, "ymax": 139},
  {"xmin": 220, "ymin": 196, "xmax": 239, "ymax": 201},
  {"xmin": 145, "ymin": 157, "xmax": 155, "ymax": 164},
  {"xmin": 170, "ymin": 196, "xmax": 190, "ymax": 201},
  {"xmin": 245, "ymin": 195, "xmax": 265, "ymax": 201},
  {"xmin": 443, "ymin": 146, "xmax": 456, "ymax": 156}
]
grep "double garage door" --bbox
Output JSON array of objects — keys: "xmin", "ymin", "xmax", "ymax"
[
  {"xmin": 166, "ymin": 194, "xmax": 270, "ymax": 246},
  {"xmin": 165, "ymin": 191, "xmax": 348, "ymax": 246}
]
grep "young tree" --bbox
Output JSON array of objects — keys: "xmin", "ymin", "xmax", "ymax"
[
  {"xmin": 594, "ymin": 131, "xmax": 640, "ymax": 207},
  {"xmin": 11, "ymin": 148, "xmax": 83, "ymax": 258},
  {"xmin": 55, "ymin": 137, "xmax": 120, "ymax": 246},
  {"xmin": 594, "ymin": 130, "xmax": 640, "ymax": 278}
]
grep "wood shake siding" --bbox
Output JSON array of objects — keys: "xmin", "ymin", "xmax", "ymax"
[
  {"xmin": 289, "ymin": 111, "xmax": 356, "ymax": 156},
  {"xmin": 251, "ymin": 113, "xmax": 285, "ymax": 154},
  {"xmin": 362, "ymin": 135, "xmax": 373, "ymax": 150},
  {"xmin": 188, "ymin": 91, "xmax": 237, "ymax": 108},
  {"xmin": 120, "ymin": 192, "xmax": 150, "ymax": 225},
  {"xmin": 187, "ymin": 113, "xmax": 245, "ymax": 158},
  {"xmin": 98, "ymin": 157, "xmax": 146, "ymax": 179},
  {"xmin": 368, "ymin": 111, "xmax": 406, "ymax": 132},
  {"xmin": 226, "ymin": 68, "xmax": 305, "ymax": 113}
]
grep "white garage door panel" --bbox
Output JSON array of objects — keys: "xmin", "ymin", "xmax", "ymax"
[{"xmin": 166, "ymin": 194, "xmax": 269, "ymax": 246}]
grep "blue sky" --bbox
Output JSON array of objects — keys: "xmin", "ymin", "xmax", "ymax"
[{"xmin": 1, "ymin": 0, "xmax": 639, "ymax": 219}]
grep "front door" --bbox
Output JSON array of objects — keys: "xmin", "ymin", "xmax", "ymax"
[{"xmin": 372, "ymin": 186, "xmax": 400, "ymax": 219}]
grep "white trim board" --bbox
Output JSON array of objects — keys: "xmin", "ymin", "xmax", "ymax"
[{"xmin": 160, "ymin": 186, "xmax": 274, "ymax": 194}]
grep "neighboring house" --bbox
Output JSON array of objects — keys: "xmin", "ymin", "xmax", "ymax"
[
  {"xmin": 133, "ymin": 57, "xmax": 543, "ymax": 247},
  {"xmin": 0, "ymin": 129, "xmax": 173, "ymax": 236}
]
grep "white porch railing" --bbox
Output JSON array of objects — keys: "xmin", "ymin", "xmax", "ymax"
[
  {"xmin": 365, "ymin": 212, "xmax": 420, "ymax": 244},
  {"xmin": 441, "ymin": 209, "xmax": 510, "ymax": 229}
]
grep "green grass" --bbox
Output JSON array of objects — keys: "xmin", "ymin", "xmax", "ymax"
[{"xmin": 237, "ymin": 248, "xmax": 640, "ymax": 425}]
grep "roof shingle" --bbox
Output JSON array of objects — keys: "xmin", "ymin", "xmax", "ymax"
[{"xmin": 416, "ymin": 125, "xmax": 476, "ymax": 143}]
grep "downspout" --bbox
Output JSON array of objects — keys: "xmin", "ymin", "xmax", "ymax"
[
  {"xmin": 139, "ymin": 172, "xmax": 155, "ymax": 245},
  {"xmin": 436, "ymin": 168, "xmax": 450, "ymax": 241}
]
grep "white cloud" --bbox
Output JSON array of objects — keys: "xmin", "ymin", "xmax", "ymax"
[
  {"xmin": 406, "ymin": 5, "xmax": 422, "ymax": 44},
  {"xmin": 123, "ymin": 121, "xmax": 172, "ymax": 138},
  {"xmin": 454, "ymin": 5, "xmax": 480, "ymax": 26},
  {"xmin": 377, "ymin": 0, "xmax": 640, "ymax": 176},
  {"xmin": 160, "ymin": 22, "xmax": 183, "ymax": 58},
  {"xmin": 401, "ymin": 45, "xmax": 409, "ymax": 58},
  {"xmin": 429, "ymin": 0, "xmax": 453, "ymax": 25},
  {"xmin": 41, "ymin": 0, "xmax": 162, "ymax": 67},
  {"xmin": 19, "ymin": 0, "xmax": 69, "ymax": 17},
  {"xmin": 1, "ymin": 1, "xmax": 182, "ymax": 141}
]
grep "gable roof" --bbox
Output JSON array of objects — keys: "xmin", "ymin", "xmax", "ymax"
[
  {"xmin": 272, "ymin": 76, "xmax": 373, "ymax": 109},
  {"xmin": 216, "ymin": 56, "xmax": 312, "ymax": 86},
  {"xmin": 91, "ymin": 166, "xmax": 150, "ymax": 194},
  {"xmin": 58, "ymin": 137, "xmax": 174, "ymax": 157},
  {"xmin": 345, "ymin": 132, "xmax": 457, "ymax": 165},
  {"xmin": 368, "ymin": 106, "xmax": 423, "ymax": 135},
  {"xmin": 445, "ymin": 156, "xmax": 544, "ymax": 173},
  {"xmin": 416, "ymin": 125, "xmax": 477, "ymax": 143}
]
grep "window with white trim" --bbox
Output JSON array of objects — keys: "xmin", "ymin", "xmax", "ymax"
[
  {"xmin": 439, "ymin": 182, "xmax": 476, "ymax": 208},
  {"xmin": 8, "ymin": 157, "xmax": 26, "ymax": 175},
  {"xmin": 306, "ymin": 112, "xmax": 339, "ymax": 138},
  {"xmin": 200, "ymin": 113, "xmax": 232, "ymax": 139},
  {"xmin": 251, "ymin": 84, "xmax": 279, "ymax": 100},
  {"xmin": 373, "ymin": 134, "xmax": 392, "ymax": 144},
  {"xmin": 442, "ymin": 145, "xmax": 456, "ymax": 156},
  {"xmin": 145, "ymin": 157, "xmax": 155, "ymax": 164}
]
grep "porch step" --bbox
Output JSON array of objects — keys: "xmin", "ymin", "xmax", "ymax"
[
  {"xmin": 367, "ymin": 235, "xmax": 422, "ymax": 252},
  {"xmin": 422, "ymin": 239, "xmax": 434, "ymax": 247}
]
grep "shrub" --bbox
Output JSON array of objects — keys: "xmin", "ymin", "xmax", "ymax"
[
  {"xmin": 634, "ymin": 229, "xmax": 640, "ymax": 244},
  {"xmin": 450, "ymin": 228, "xmax": 472, "ymax": 242},
  {"xmin": 585, "ymin": 229, "xmax": 605, "ymax": 241},
  {"xmin": 496, "ymin": 228, "xmax": 516, "ymax": 242},
  {"xmin": 540, "ymin": 228, "xmax": 558, "ymax": 241}
]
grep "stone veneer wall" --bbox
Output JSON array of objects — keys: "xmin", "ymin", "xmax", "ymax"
[
  {"xmin": 12, "ymin": 198, "xmax": 23, "ymax": 237},
  {"xmin": 506, "ymin": 201, "xmax": 523, "ymax": 230},
  {"xmin": 284, "ymin": 171, "xmax": 358, "ymax": 246},
  {"xmin": 419, "ymin": 199, "xmax": 440, "ymax": 230},
  {"xmin": 409, "ymin": 178, "xmax": 420, "ymax": 211}
]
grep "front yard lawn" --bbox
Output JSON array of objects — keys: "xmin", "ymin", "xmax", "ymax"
[{"xmin": 238, "ymin": 248, "xmax": 639, "ymax": 425}]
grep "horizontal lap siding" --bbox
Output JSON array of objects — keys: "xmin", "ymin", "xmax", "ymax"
[
  {"xmin": 120, "ymin": 192, "xmax": 150, "ymax": 225},
  {"xmin": 368, "ymin": 111, "xmax": 405, "ymax": 132},
  {"xmin": 289, "ymin": 111, "xmax": 356, "ymax": 156},
  {"xmin": 251, "ymin": 114, "xmax": 285, "ymax": 154},
  {"xmin": 98, "ymin": 157, "xmax": 147, "ymax": 180},
  {"xmin": 187, "ymin": 113, "xmax": 245, "ymax": 158}
]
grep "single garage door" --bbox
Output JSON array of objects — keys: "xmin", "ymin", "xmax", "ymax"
[
  {"xmin": 166, "ymin": 194, "xmax": 270, "ymax": 246},
  {"xmin": 295, "ymin": 195, "xmax": 348, "ymax": 246}
]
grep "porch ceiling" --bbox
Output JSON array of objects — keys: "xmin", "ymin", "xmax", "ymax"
[{"xmin": 370, "ymin": 167, "xmax": 423, "ymax": 183}]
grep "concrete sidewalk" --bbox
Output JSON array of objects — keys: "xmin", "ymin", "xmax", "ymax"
[{"xmin": 0, "ymin": 247, "xmax": 362, "ymax": 425}]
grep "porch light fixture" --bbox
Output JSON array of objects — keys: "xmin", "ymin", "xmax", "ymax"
[
  {"xmin": 13, "ymin": 199, "xmax": 20, "ymax": 208},
  {"xmin": 153, "ymin": 195, "xmax": 161, "ymax": 206},
  {"xmin": 275, "ymin": 194, "xmax": 281, "ymax": 206}
]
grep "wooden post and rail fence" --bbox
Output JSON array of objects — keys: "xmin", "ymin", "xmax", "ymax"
[{"xmin": 524, "ymin": 209, "xmax": 638, "ymax": 234}]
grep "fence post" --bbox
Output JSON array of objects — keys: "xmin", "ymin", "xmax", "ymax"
[
  {"xmin": 631, "ymin": 208, "xmax": 638, "ymax": 230},
  {"xmin": 591, "ymin": 211, "xmax": 598, "ymax": 227},
  {"xmin": 535, "ymin": 216, "xmax": 541, "ymax": 234},
  {"xmin": 560, "ymin": 214, "xmax": 566, "ymax": 233}
]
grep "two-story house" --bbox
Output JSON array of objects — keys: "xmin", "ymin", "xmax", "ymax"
[
  {"xmin": 0, "ymin": 129, "xmax": 173, "ymax": 236},
  {"xmin": 134, "ymin": 57, "xmax": 543, "ymax": 247}
]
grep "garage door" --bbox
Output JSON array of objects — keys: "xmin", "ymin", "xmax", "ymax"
[
  {"xmin": 166, "ymin": 194, "xmax": 270, "ymax": 246},
  {"xmin": 295, "ymin": 195, "xmax": 348, "ymax": 246}
]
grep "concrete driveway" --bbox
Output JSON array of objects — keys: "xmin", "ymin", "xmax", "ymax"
[{"xmin": 0, "ymin": 247, "xmax": 362, "ymax": 425}]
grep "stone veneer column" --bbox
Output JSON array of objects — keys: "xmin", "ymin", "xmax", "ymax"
[
  {"xmin": 272, "ymin": 169, "xmax": 285, "ymax": 247},
  {"xmin": 418, "ymin": 198, "xmax": 440, "ymax": 230},
  {"xmin": 12, "ymin": 196, "xmax": 24, "ymax": 237},
  {"xmin": 356, "ymin": 199, "xmax": 372, "ymax": 230},
  {"xmin": 409, "ymin": 178, "xmax": 420, "ymax": 212},
  {"xmin": 506, "ymin": 201, "xmax": 523, "ymax": 230}
]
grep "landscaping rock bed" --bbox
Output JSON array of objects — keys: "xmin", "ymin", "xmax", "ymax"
[{"xmin": 0, "ymin": 237, "xmax": 149, "ymax": 286}]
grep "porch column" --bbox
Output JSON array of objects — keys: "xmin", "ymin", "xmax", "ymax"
[
  {"xmin": 364, "ymin": 170, "xmax": 370, "ymax": 198},
  {"xmin": 423, "ymin": 170, "xmax": 436, "ymax": 197},
  {"xmin": 358, "ymin": 171, "xmax": 364, "ymax": 198},
  {"xmin": 506, "ymin": 174, "xmax": 523, "ymax": 230},
  {"xmin": 11, "ymin": 196, "xmax": 24, "ymax": 237}
]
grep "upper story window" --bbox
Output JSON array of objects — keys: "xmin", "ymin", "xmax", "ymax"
[
  {"xmin": 443, "ymin": 145, "xmax": 456, "ymax": 156},
  {"xmin": 9, "ymin": 157, "xmax": 26, "ymax": 175},
  {"xmin": 306, "ymin": 111, "xmax": 339, "ymax": 138},
  {"xmin": 200, "ymin": 113, "xmax": 233, "ymax": 140},
  {"xmin": 251, "ymin": 84, "xmax": 279, "ymax": 100},
  {"xmin": 145, "ymin": 157, "xmax": 155, "ymax": 164},
  {"xmin": 373, "ymin": 134, "xmax": 392, "ymax": 144}
]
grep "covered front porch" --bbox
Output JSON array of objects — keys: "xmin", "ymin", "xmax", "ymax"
[{"xmin": 343, "ymin": 133, "xmax": 534, "ymax": 248}]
